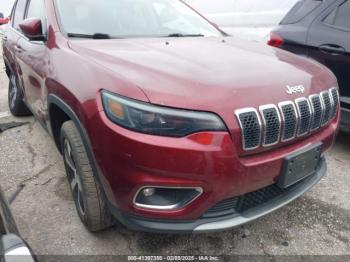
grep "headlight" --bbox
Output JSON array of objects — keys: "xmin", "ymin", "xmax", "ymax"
[{"xmin": 101, "ymin": 91, "xmax": 227, "ymax": 137}]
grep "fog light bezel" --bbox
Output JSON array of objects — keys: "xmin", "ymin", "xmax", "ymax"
[{"xmin": 133, "ymin": 186, "xmax": 203, "ymax": 211}]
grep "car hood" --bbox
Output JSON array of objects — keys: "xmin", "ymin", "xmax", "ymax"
[{"xmin": 69, "ymin": 37, "xmax": 335, "ymax": 111}]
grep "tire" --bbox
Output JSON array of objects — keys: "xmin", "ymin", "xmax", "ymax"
[
  {"xmin": 60, "ymin": 120, "xmax": 114, "ymax": 232},
  {"xmin": 8, "ymin": 73, "xmax": 32, "ymax": 116}
]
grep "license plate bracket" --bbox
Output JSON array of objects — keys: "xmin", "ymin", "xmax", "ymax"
[{"xmin": 278, "ymin": 143, "xmax": 322, "ymax": 189}]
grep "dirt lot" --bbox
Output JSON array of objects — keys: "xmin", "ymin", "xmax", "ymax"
[{"xmin": 0, "ymin": 52, "xmax": 349, "ymax": 258}]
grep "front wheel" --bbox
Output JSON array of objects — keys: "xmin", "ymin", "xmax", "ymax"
[
  {"xmin": 8, "ymin": 74, "xmax": 32, "ymax": 116},
  {"xmin": 60, "ymin": 121, "xmax": 114, "ymax": 232}
]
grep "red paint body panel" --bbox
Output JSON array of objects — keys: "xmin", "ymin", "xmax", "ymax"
[{"xmin": 2, "ymin": 0, "xmax": 339, "ymax": 223}]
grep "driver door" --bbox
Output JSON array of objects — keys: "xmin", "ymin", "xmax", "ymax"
[{"xmin": 15, "ymin": 0, "xmax": 49, "ymax": 123}]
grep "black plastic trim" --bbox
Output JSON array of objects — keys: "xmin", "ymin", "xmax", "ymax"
[
  {"xmin": 47, "ymin": 95, "xmax": 102, "ymax": 186},
  {"xmin": 3, "ymin": 56, "xmax": 26, "ymax": 98},
  {"xmin": 2, "ymin": 57, "xmax": 12, "ymax": 77}
]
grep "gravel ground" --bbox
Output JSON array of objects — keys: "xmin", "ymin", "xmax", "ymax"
[{"xmin": 0, "ymin": 51, "xmax": 349, "ymax": 259}]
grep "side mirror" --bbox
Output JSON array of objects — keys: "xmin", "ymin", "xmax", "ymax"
[
  {"xmin": 1, "ymin": 234, "xmax": 36, "ymax": 262},
  {"xmin": 19, "ymin": 18, "xmax": 45, "ymax": 41}
]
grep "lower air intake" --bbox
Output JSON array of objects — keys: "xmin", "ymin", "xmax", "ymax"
[{"xmin": 202, "ymin": 183, "xmax": 297, "ymax": 218}]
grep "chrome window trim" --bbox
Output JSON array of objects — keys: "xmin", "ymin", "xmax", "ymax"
[
  {"xmin": 278, "ymin": 101, "xmax": 298, "ymax": 142},
  {"xmin": 234, "ymin": 108, "xmax": 262, "ymax": 151},
  {"xmin": 308, "ymin": 94, "xmax": 323, "ymax": 132},
  {"xmin": 295, "ymin": 97, "xmax": 312, "ymax": 137},
  {"xmin": 259, "ymin": 104, "xmax": 281, "ymax": 147},
  {"xmin": 133, "ymin": 186, "xmax": 203, "ymax": 211}
]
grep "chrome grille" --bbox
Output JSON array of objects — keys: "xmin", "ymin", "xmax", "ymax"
[
  {"xmin": 259, "ymin": 105, "xmax": 281, "ymax": 146},
  {"xmin": 296, "ymin": 98, "xmax": 312, "ymax": 136},
  {"xmin": 235, "ymin": 88, "xmax": 339, "ymax": 151}
]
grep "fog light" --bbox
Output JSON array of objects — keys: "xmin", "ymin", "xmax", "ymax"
[
  {"xmin": 134, "ymin": 187, "xmax": 203, "ymax": 210},
  {"xmin": 142, "ymin": 188, "xmax": 156, "ymax": 197}
]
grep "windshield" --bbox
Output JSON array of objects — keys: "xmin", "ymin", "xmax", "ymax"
[{"xmin": 54, "ymin": 0, "xmax": 222, "ymax": 38}]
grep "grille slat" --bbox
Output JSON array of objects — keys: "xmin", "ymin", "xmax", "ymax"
[
  {"xmin": 279, "ymin": 102, "xmax": 297, "ymax": 142},
  {"xmin": 330, "ymin": 88, "xmax": 339, "ymax": 119},
  {"xmin": 260, "ymin": 105, "xmax": 281, "ymax": 146},
  {"xmin": 296, "ymin": 98, "xmax": 312, "ymax": 136},
  {"xmin": 309, "ymin": 95, "xmax": 323, "ymax": 131},
  {"xmin": 235, "ymin": 109, "xmax": 261, "ymax": 150},
  {"xmin": 321, "ymin": 91, "xmax": 332, "ymax": 126},
  {"xmin": 235, "ymin": 88, "xmax": 339, "ymax": 151}
]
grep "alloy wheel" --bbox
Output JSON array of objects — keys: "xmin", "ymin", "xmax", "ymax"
[{"xmin": 63, "ymin": 139, "xmax": 86, "ymax": 216}]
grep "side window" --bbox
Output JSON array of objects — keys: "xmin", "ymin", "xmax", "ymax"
[
  {"xmin": 280, "ymin": 0, "xmax": 322, "ymax": 25},
  {"xmin": 333, "ymin": 0, "xmax": 350, "ymax": 29},
  {"xmin": 324, "ymin": 0, "xmax": 350, "ymax": 30},
  {"xmin": 12, "ymin": 0, "xmax": 28, "ymax": 30},
  {"xmin": 26, "ymin": 0, "xmax": 45, "ymax": 21},
  {"xmin": 26, "ymin": 0, "xmax": 47, "ymax": 35}
]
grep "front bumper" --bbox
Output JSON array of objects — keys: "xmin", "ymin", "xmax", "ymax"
[
  {"xmin": 109, "ymin": 158, "xmax": 326, "ymax": 233},
  {"xmin": 88, "ymin": 108, "xmax": 336, "ymax": 222}
]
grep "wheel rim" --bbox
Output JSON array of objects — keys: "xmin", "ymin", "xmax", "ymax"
[
  {"xmin": 64, "ymin": 139, "xmax": 86, "ymax": 216},
  {"xmin": 9, "ymin": 75, "xmax": 18, "ymax": 110}
]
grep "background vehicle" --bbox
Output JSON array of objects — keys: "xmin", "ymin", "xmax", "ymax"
[
  {"xmin": 0, "ymin": 13, "xmax": 9, "ymax": 25},
  {"xmin": 0, "ymin": 186, "xmax": 36, "ymax": 261},
  {"xmin": 269, "ymin": 0, "xmax": 350, "ymax": 132}
]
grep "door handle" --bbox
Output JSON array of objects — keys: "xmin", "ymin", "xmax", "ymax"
[{"xmin": 319, "ymin": 44, "xmax": 345, "ymax": 55}]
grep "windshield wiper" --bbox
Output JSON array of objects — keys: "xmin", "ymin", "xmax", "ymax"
[
  {"xmin": 167, "ymin": 33, "xmax": 204, "ymax": 37},
  {"xmin": 67, "ymin": 33, "xmax": 111, "ymax": 39}
]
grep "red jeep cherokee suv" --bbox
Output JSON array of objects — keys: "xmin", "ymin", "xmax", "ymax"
[{"xmin": 2, "ymin": 0, "xmax": 339, "ymax": 233}]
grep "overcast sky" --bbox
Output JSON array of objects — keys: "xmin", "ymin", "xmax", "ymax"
[{"xmin": 0, "ymin": 0, "xmax": 15, "ymax": 16}]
